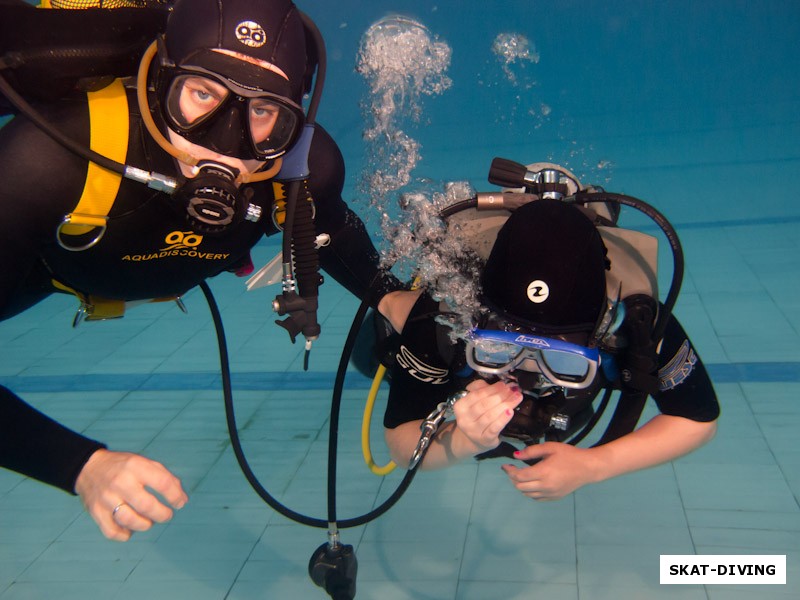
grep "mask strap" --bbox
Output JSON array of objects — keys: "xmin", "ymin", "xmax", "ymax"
[{"xmin": 591, "ymin": 283, "xmax": 624, "ymax": 347}]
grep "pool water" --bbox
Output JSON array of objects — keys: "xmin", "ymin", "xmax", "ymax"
[{"xmin": 1, "ymin": 1, "xmax": 799, "ymax": 598}]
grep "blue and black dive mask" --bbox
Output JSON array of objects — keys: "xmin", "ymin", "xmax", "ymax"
[{"xmin": 466, "ymin": 328, "xmax": 601, "ymax": 392}]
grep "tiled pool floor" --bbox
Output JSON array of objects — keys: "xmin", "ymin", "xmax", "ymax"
[{"xmin": 1, "ymin": 222, "xmax": 798, "ymax": 599}]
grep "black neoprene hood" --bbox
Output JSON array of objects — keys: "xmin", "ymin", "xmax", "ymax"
[
  {"xmin": 480, "ymin": 199, "xmax": 609, "ymax": 335},
  {"xmin": 164, "ymin": 0, "xmax": 308, "ymax": 102}
]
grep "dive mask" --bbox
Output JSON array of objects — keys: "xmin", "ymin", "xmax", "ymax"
[
  {"xmin": 465, "ymin": 328, "xmax": 601, "ymax": 391},
  {"xmin": 162, "ymin": 67, "xmax": 304, "ymax": 161}
]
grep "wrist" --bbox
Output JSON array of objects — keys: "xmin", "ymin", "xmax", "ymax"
[
  {"xmin": 449, "ymin": 423, "xmax": 496, "ymax": 459},
  {"xmin": 73, "ymin": 447, "xmax": 107, "ymax": 496},
  {"xmin": 582, "ymin": 445, "xmax": 612, "ymax": 485}
]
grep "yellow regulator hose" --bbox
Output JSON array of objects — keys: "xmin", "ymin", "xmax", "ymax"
[{"xmin": 361, "ymin": 364, "xmax": 396, "ymax": 475}]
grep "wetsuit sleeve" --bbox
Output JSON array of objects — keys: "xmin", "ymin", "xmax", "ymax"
[
  {"xmin": 306, "ymin": 125, "xmax": 406, "ymax": 305},
  {"xmin": 0, "ymin": 386, "xmax": 106, "ymax": 494},
  {"xmin": 383, "ymin": 293, "xmax": 461, "ymax": 428},
  {"xmin": 651, "ymin": 315, "xmax": 720, "ymax": 422}
]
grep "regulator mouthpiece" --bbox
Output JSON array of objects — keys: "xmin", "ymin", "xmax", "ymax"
[{"xmin": 175, "ymin": 162, "xmax": 263, "ymax": 235}]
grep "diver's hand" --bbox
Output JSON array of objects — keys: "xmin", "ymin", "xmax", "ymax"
[
  {"xmin": 501, "ymin": 442, "xmax": 599, "ymax": 500},
  {"xmin": 453, "ymin": 379, "xmax": 523, "ymax": 454},
  {"xmin": 74, "ymin": 449, "xmax": 188, "ymax": 541}
]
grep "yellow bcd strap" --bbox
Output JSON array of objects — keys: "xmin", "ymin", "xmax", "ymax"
[
  {"xmin": 51, "ymin": 279, "xmax": 182, "ymax": 323},
  {"xmin": 59, "ymin": 78, "xmax": 129, "ymax": 237},
  {"xmin": 51, "ymin": 279, "xmax": 126, "ymax": 321}
]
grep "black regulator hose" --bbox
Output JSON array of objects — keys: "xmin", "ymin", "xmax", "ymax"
[
  {"xmin": 438, "ymin": 197, "xmax": 478, "ymax": 218},
  {"xmin": 274, "ymin": 12, "xmax": 327, "ymax": 346},
  {"xmin": 0, "ymin": 68, "xmax": 127, "ymax": 176},
  {"xmin": 323, "ymin": 284, "xmax": 420, "ymax": 527},
  {"xmin": 202, "ymin": 280, "xmax": 323, "ymax": 527},
  {"xmin": 293, "ymin": 191, "xmax": 322, "ymax": 298},
  {"xmin": 571, "ymin": 191, "xmax": 684, "ymax": 343},
  {"xmin": 300, "ymin": 13, "xmax": 326, "ymax": 125},
  {"xmin": 201, "ymin": 280, "xmax": 420, "ymax": 530}
]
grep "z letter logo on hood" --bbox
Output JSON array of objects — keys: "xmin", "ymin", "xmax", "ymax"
[
  {"xmin": 396, "ymin": 345, "xmax": 450, "ymax": 385},
  {"xmin": 527, "ymin": 280, "xmax": 549, "ymax": 304}
]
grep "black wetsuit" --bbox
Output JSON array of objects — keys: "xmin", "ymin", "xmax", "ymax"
[
  {"xmin": 0, "ymin": 88, "xmax": 399, "ymax": 493},
  {"xmin": 383, "ymin": 293, "xmax": 720, "ymax": 437}
]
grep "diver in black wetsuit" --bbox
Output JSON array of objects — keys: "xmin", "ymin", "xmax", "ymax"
[
  {"xmin": 0, "ymin": 0, "xmax": 401, "ymax": 541},
  {"xmin": 377, "ymin": 193, "xmax": 719, "ymax": 500}
]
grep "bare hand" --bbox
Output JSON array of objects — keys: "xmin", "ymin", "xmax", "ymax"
[
  {"xmin": 501, "ymin": 442, "xmax": 599, "ymax": 500},
  {"xmin": 452, "ymin": 379, "xmax": 523, "ymax": 454},
  {"xmin": 74, "ymin": 449, "xmax": 188, "ymax": 541}
]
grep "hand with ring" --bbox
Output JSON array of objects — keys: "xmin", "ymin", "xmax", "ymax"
[{"xmin": 75, "ymin": 449, "xmax": 188, "ymax": 541}]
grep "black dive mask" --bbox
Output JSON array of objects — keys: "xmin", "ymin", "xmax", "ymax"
[
  {"xmin": 161, "ymin": 69, "xmax": 304, "ymax": 161},
  {"xmin": 181, "ymin": 96, "xmax": 253, "ymax": 159}
]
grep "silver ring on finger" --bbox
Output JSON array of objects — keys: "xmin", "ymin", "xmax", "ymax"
[{"xmin": 112, "ymin": 502, "xmax": 128, "ymax": 519}]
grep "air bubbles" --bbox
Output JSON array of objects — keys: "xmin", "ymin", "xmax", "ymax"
[
  {"xmin": 487, "ymin": 33, "xmax": 548, "ymax": 130},
  {"xmin": 492, "ymin": 33, "xmax": 540, "ymax": 86},
  {"xmin": 382, "ymin": 182, "xmax": 484, "ymax": 338},
  {"xmin": 356, "ymin": 16, "xmax": 452, "ymax": 205}
]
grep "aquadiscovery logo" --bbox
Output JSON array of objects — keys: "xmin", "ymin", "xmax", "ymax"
[
  {"xmin": 121, "ymin": 231, "xmax": 231, "ymax": 263},
  {"xmin": 235, "ymin": 21, "xmax": 267, "ymax": 48}
]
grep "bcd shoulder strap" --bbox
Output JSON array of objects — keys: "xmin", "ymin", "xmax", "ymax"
[
  {"xmin": 51, "ymin": 79, "xmax": 184, "ymax": 322},
  {"xmin": 59, "ymin": 77, "xmax": 129, "ymax": 238}
]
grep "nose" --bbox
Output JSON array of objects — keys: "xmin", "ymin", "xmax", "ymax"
[{"xmin": 199, "ymin": 100, "xmax": 252, "ymax": 158}]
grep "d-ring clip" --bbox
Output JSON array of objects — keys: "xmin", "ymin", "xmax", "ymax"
[{"xmin": 56, "ymin": 215, "xmax": 108, "ymax": 252}]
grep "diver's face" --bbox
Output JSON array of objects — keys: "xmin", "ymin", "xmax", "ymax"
[{"xmin": 175, "ymin": 75, "xmax": 281, "ymax": 144}]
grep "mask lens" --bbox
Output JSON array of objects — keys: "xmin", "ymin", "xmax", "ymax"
[
  {"xmin": 468, "ymin": 339, "xmax": 523, "ymax": 373},
  {"xmin": 249, "ymin": 99, "xmax": 300, "ymax": 158},
  {"xmin": 167, "ymin": 74, "xmax": 231, "ymax": 130},
  {"xmin": 467, "ymin": 328, "xmax": 600, "ymax": 389},
  {"xmin": 540, "ymin": 349, "xmax": 591, "ymax": 379}
]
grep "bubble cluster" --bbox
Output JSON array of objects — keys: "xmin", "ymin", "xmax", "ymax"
[
  {"xmin": 492, "ymin": 33, "xmax": 540, "ymax": 86},
  {"xmin": 485, "ymin": 32, "xmax": 551, "ymax": 131},
  {"xmin": 356, "ymin": 16, "xmax": 452, "ymax": 204},
  {"xmin": 381, "ymin": 182, "xmax": 485, "ymax": 338}
]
